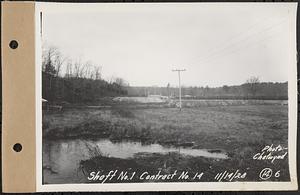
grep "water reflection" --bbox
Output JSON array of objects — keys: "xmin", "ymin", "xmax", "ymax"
[{"xmin": 43, "ymin": 138, "xmax": 227, "ymax": 184}]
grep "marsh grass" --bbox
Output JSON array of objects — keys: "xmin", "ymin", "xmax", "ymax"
[
  {"xmin": 83, "ymin": 142, "xmax": 106, "ymax": 158},
  {"xmin": 111, "ymin": 107, "xmax": 135, "ymax": 118},
  {"xmin": 44, "ymin": 105, "xmax": 288, "ymax": 150},
  {"xmin": 44, "ymin": 104, "xmax": 290, "ymax": 182}
]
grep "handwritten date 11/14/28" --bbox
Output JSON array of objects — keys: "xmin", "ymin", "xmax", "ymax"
[{"xmin": 214, "ymin": 170, "xmax": 247, "ymax": 182}]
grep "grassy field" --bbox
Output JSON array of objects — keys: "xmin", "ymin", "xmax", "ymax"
[{"xmin": 43, "ymin": 104, "xmax": 289, "ymax": 182}]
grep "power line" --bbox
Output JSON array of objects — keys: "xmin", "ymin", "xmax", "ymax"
[
  {"xmin": 188, "ymin": 13, "xmax": 291, "ymax": 66},
  {"xmin": 187, "ymin": 15, "xmax": 276, "ymax": 64},
  {"xmin": 193, "ymin": 15, "xmax": 290, "ymax": 67}
]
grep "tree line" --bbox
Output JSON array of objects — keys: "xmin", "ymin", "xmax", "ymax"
[
  {"xmin": 126, "ymin": 77, "xmax": 288, "ymax": 100},
  {"xmin": 42, "ymin": 46, "xmax": 128, "ymax": 104},
  {"xmin": 42, "ymin": 46, "xmax": 288, "ymax": 104}
]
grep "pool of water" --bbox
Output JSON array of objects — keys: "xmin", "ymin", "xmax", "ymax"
[{"xmin": 42, "ymin": 138, "xmax": 227, "ymax": 184}]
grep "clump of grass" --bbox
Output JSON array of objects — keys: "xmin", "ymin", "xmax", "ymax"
[
  {"xmin": 83, "ymin": 141, "xmax": 106, "ymax": 158},
  {"xmin": 44, "ymin": 119, "xmax": 113, "ymax": 139},
  {"xmin": 109, "ymin": 121, "xmax": 151, "ymax": 141},
  {"xmin": 111, "ymin": 107, "xmax": 135, "ymax": 118}
]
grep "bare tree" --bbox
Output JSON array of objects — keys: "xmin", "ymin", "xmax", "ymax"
[
  {"xmin": 117, "ymin": 78, "xmax": 129, "ymax": 87},
  {"xmin": 42, "ymin": 47, "xmax": 57, "ymax": 75},
  {"xmin": 79, "ymin": 62, "xmax": 90, "ymax": 79},
  {"xmin": 244, "ymin": 76, "xmax": 260, "ymax": 97},
  {"xmin": 65, "ymin": 60, "xmax": 74, "ymax": 78},
  {"xmin": 93, "ymin": 65, "xmax": 102, "ymax": 80},
  {"xmin": 53, "ymin": 51, "xmax": 65, "ymax": 77},
  {"xmin": 42, "ymin": 46, "xmax": 65, "ymax": 77},
  {"xmin": 109, "ymin": 76, "xmax": 129, "ymax": 87},
  {"xmin": 73, "ymin": 59, "xmax": 82, "ymax": 78}
]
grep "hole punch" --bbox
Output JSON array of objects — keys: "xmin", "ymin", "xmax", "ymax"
[
  {"xmin": 13, "ymin": 143, "xmax": 22, "ymax": 152},
  {"xmin": 9, "ymin": 40, "xmax": 18, "ymax": 49}
]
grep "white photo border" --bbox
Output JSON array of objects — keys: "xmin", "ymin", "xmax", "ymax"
[{"xmin": 35, "ymin": 2, "xmax": 298, "ymax": 192}]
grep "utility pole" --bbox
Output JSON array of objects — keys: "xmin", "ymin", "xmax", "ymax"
[{"xmin": 172, "ymin": 69, "xmax": 186, "ymax": 111}]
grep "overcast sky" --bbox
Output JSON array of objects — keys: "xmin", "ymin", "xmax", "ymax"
[{"xmin": 42, "ymin": 3, "xmax": 296, "ymax": 87}]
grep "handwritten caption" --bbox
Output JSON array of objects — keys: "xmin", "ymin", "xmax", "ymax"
[
  {"xmin": 87, "ymin": 169, "xmax": 251, "ymax": 183},
  {"xmin": 87, "ymin": 170, "xmax": 205, "ymax": 183},
  {"xmin": 85, "ymin": 144, "xmax": 288, "ymax": 183},
  {"xmin": 253, "ymin": 144, "xmax": 288, "ymax": 163}
]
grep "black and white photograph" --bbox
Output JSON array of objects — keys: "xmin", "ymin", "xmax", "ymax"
[{"xmin": 37, "ymin": 2, "xmax": 297, "ymax": 191}]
